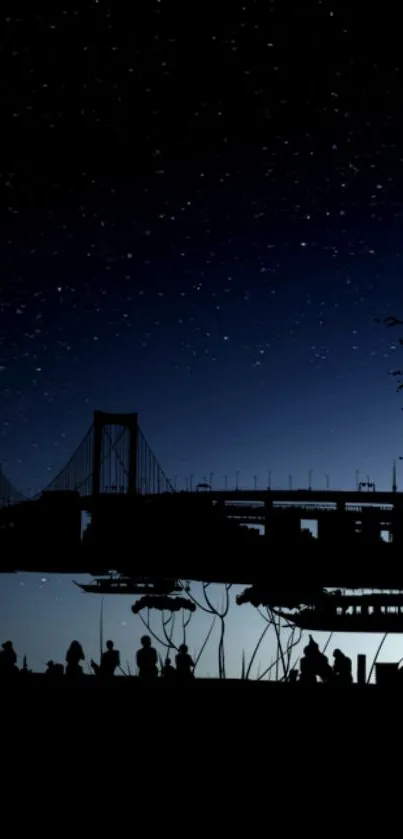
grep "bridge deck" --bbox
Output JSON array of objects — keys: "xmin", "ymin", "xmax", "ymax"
[{"xmin": 2, "ymin": 488, "xmax": 403, "ymax": 586}]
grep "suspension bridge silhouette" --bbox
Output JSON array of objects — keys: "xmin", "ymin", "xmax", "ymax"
[
  {"xmin": 1, "ymin": 411, "xmax": 174, "ymax": 504},
  {"xmin": 2, "ymin": 410, "xmax": 403, "ymax": 596}
]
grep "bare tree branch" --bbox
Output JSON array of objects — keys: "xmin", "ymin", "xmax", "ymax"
[
  {"xmin": 160, "ymin": 612, "xmax": 178, "ymax": 652},
  {"xmin": 184, "ymin": 582, "xmax": 232, "ymax": 679},
  {"xmin": 193, "ymin": 616, "xmax": 217, "ymax": 673},
  {"xmin": 134, "ymin": 585, "xmax": 220, "ymax": 676},
  {"xmin": 137, "ymin": 608, "xmax": 174, "ymax": 651},
  {"xmin": 367, "ymin": 633, "xmax": 388, "ymax": 684},
  {"xmin": 258, "ymin": 656, "xmax": 278, "ymax": 681},
  {"xmin": 244, "ymin": 616, "xmax": 274, "ymax": 679},
  {"xmin": 285, "ymin": 625, "xmax": 303, "ymax": 675}
]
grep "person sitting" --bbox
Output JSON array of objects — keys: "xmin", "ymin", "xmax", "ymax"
[
  {"xmin": 161, "ymin": 657, "xmax": 176, "ymax": 679},
  {"xmin": 0, "ymin": 641, "xmax": 18, "ymax": 677},
  {"xmin": 66, "ymin": 640, "xmax": 85, "ymax": 677},
  {"xmin": 136, "ymin": 635, "xmax": 158, "ymax": 679},
  {"xmin": 300, "ymin": 635, "xmax": 332, "ymax": 684},
  {"xmin": 175, "ymin": 644, "xmax": 194, "ymax": 679},
  {"xmin": 45, "ymin": 660, "xmax": 64, "ymax": 677},
  {"xmin": 91, "ymin": 640, "xmax": 120, "ymax": 677},
  {"xmin": 333, "ymin": 648, "xmax": 353, "ymax": 684}
]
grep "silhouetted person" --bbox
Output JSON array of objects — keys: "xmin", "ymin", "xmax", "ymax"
[
  {"xmin": 300, "ymin": 648, "xmax": 317, "ymax": 685},
  {"xmin": 300, "ymin": 636, "xmax": 332, "ymax": 684},
  {"xmin": 136, "ymin": 635, "xmax": 158, "ymax": 679},
  {"xmin": 333, "ymin": 649, "xmax": 353, "ymax": 684},
  {"xmin": 161, "ymin": 657, "xmax": 176, "ymax": 679},
  {"xmin": 91, "ymin": 640, "xmax": 120, "ymax": 677},
  {"xmin": 0, "ymin": 641, "xmax": 18, "ymax": 677},
  {"xmin": 66, "ymin": 641, "xmax": 85, "ymax": 677},
  {"xmin": 45, "ymin": 660, "xmax": 64, "ymax": 677},
  {"xmin": 175, "ymin": 644, "xmax": 194, "ymax": 679},
  {"xmin": 288, "ymin": 669, "xmax": 298, "ymax": 684}
]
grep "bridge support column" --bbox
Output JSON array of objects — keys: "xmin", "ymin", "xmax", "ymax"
[{"xmin": 92, "ymin": 411, "xmax": 139, "ymax": 496}]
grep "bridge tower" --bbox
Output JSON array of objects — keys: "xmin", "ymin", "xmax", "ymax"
[{"xmin": 92, "ymin": 411, "xmax": 138, "ymax": 497}]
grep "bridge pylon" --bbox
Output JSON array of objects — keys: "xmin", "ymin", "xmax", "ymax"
[{"xmin": 92, "ymin": 411, "xmax": 138, "ymax": 497}]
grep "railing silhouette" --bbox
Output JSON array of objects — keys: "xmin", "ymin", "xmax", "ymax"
[{"xmin": 3, "ymin": 409, "xmax": 403, "ymax": 512}]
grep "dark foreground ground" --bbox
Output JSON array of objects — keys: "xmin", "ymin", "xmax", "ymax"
[
  {"xmin": 0, "ymin": 674, "xmax": 392, "ymax": 714},
  {"xmin": 7, "ymin": 677, "xmax": 400, "ymax": 755},
  {"xmin": 2, "ymin": 673, "xmax": 399, "ymax": 690},
  {"xmin": 3, "ymin": 673, "xmax": 402, "ymax": 702}
]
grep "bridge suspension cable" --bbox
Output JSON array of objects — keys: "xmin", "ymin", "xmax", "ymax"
[
  {"xmin": 38, "ymin": 413, "xmax": 175, "ymax": 497},
  {"xmin": 41, "ymin": 424, "xmax": 94, "ymax": 496},
  {"xmin": 137, "ymin": 427, "xmax": 174, "ymax": 494},
  {"xmin": 1, "ymin": 412, "xmax": 175, "ymax": 502},
  {"xmin": 0, "ymin": 464, "xmax": 27, "ymax": 508}
]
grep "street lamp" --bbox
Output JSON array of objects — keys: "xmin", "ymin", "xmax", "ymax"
[
  {"xmin": 325, "ymin": 474, "xmax": 330, "ymax": 491},
  {"xmin": 189, "ymin": 474, "xmax": 194, "ymax": 492},
  {"xmin": 267, "ymin": 470, "xmax": 272, "ymax": 489},
  {"xmin": 235, "ymin": 471, "xmax": 240, "ymax": 490},
  {"xmin": 209, "ymin": 472, "xmax": 214, "ymax": 488},
  {"xmin": 308, "ymin": 470, "xmax": 313, "ymax": 490},
  {"xmin": 223, "ymin": 475, "xmax": 228, "ymax": 491},
  {"xmin": 253, "ymin": 475, "xmax": 257, "ymax": 490}
]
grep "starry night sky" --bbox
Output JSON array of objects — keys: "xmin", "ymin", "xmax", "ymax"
[{"xmin": 2, "ymin": 2, "xmax": 403, "ymax": 675}]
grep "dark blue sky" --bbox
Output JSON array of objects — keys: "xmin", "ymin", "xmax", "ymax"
[{"xmin": 2, "ymin": 2, "xmax": 403, "ymax": 673}]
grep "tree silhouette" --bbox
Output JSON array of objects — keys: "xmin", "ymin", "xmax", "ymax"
[
  {"xmin": 132, "ymin": 583, "xmax": 309, "ymax": 680},
  {"xmin": 240, "ymin": 606, "xmax": 304, "ymax": 681},
  {"xmin": 376, "ymin": 316, "xmax": 403, "ymax": 394},
  {"xmin": 133, "ymin": 583, "xmax": 217, "ymax": 676}
]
